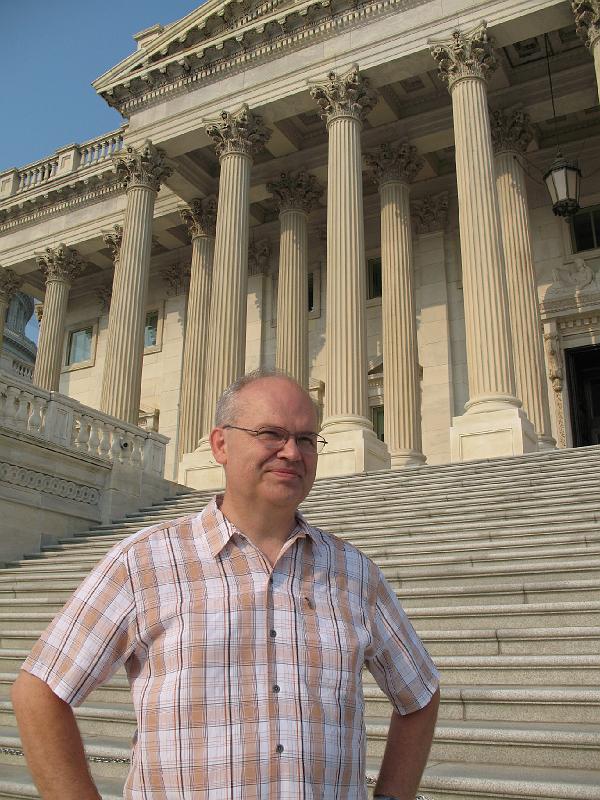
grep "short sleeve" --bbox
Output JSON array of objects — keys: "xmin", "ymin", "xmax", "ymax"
[
  {"xmin": 21, "ymin": 543, "xmax": 138, "ymax": 707},
  {"xmin": 365, "ymin": 569, "xmax": 439, "ymax": 715}
]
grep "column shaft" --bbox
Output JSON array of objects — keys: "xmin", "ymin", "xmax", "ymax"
[
  {"xmin": 201, "ymin": 152, "xmax": 252, "ymax": 437},
  {"xmin": 33, "ymin": 279, "xmax": 70, "ymax": 391},
  {"xmin": 100, "ymin": 185, "xmax": 156, "ymax": 424},
  {"xmin": 452, "ymin": 76, "xmax": 517, "ymax": 408},
  {"xmin": 276, "ymin": 208, "xmax": 309, "ymax": 386},
  {"xmin": 179, "ymin": 234, "xmax": 215, "ymax": 456},
  {"xmin": 325, "ymin": 113, "xmax": 369, "ymax": 426},
  {"xmin": 380, "ymin": 180, "xmax": 424, "ymax": 465},
  {"xmin": 496, "ymin": 149, "xmax": 554, "ymax": 446}
]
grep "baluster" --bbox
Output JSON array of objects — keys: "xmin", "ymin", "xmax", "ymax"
[
  {"xmin": 14, "ymin": 391, "xmax": 31, "ymax": 431},
  {"xmin": 98, "ymin": 422, "xmax": 111, "ymax": 459},
  {"xmin": 82, "ymin": 414, "xmax": 95, "ymax": 453},
  {"xmin": 109, "ymin": 426, "xmax": 122, "ymax": 463},
  {"xmin": 3, "ymin": 386, "xmax": 20, "ymax": 428},
  {"xmin": 131, "ymin": 434, "xmax": 144, "ymax": 467},
  {"xmin": 119, "ymin": 432, "xmax": 133, "ymax": 465},
  {"xmin": 88, "ymin": 417, "xmax": 101, "ymax": 457},
  {"xmin": 28, "ymin": 397, "xmax": 45, "ymax": 434},
  {"xmin": 73, "ymin": 412, "xmax": 90, "ymax": 451}
]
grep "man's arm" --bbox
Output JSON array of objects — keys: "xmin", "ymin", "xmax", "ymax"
[
  {"xmin": 11, "ymin": 671, "xmax": 101, "ymax": 800},
  {"xmin": 373, "ymin": 688, "xmax": 440, "ymax": 800}
]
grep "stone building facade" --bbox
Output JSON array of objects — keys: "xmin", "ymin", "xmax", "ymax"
[{"xmin": 1, "ymin": 0, "xmax": 600, "ymax": 487}]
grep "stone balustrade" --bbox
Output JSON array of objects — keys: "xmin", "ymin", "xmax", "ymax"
[
  {"xmin": 11, "ymin": 359, "xmax": 33, "ymax": 380},
  {"xmin": 0, "ymin": 370, "xmax": 167, "ymax": 476},
  {"xmin": 0, "ymin": 127, "xmax": 127, "ymax": 200}
]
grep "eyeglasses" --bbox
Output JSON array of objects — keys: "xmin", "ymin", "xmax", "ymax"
[{"xmin": 222, "ymin": 425, "xmax": 328, "ymax": 455}]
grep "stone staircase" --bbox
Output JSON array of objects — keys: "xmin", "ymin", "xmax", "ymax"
[{"xmin": 0, "ymin": 445, "xmax": 599, "ymax": 799}]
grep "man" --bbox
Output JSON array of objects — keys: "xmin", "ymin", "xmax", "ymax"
[{"xmin": 12, "ymin": 369, "xmax": 439, "ymax": 800}]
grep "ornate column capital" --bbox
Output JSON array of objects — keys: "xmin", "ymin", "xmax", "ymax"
[
  {"xmin": 310, "ymin": 65, "xmax": 377, "ymax": 125},
  {"xmin": 573, "ymin": 1, "xmax": 600, "ymax": 49},
  {"xmin": 102, "ymin": 224, "xmax": 123, "ymax": 261},
  {"xmin": 411, "ymin": 192, "xmax": 449, "ymax": 234},
  {"xmin": 267, "ymin": 171, "xmax": 323, "ymax": 214},
  {"xmin": 36, "ymin": 244, "xmax": 85, "ymax": 284},
  {"xmin": 161, "ymin": 261, "xmax": 191, "ymax": 296},
  {"xmin": 364, "ymin": 141, "xmax": 424, "ymax": 186},
  {"xmin": 97, "ymin": 284, "xmax": 113, "ymax": 313},
  {"xmin": 113, "ymin": 140, "xmax": 172, "ymax": 191},
  {"xmin": 430, "ymin": 22, "xmax": 497, "ymax": 90},
  {"xmin": 180, "ymin": 197, "xmax": 218, "ymax": 239},
  {"xmin": 248, "ymin": 239, "xmax": 272, "ymax": 276},
  {"xmin": 0, "ymin": 267, "xmax": 23, "ymax": 303},
  {"xmin": 205, "ymin": 104, "xmax": 271, "ymax": 159},
  {"xmin": 490, "ymin": 108, "xmax": 535, "ymax": 155}
]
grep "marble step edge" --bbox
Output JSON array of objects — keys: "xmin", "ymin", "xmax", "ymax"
[{"xmin": 0, "ymin": 764, "xmax": 123, "ymax": 800}]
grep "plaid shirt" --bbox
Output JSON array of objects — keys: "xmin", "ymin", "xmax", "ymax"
[{"xmin": 23, "ymin": 496, "xmax": 438, "ymax": 799}]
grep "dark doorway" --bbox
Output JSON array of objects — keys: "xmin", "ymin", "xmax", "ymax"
[{"xmin": 565, "ymin": 344, "xmax": 600, "ymax": 446}]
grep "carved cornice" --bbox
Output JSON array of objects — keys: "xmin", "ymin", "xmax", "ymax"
[
  {"xmin": 490, "ymin": 108, "xmax": 534, "ymax": 155},
  {"xmin": 99, "ymin": 0, "xmax": 426, "ymax": 115},
  {"xmin": 102, "ymin": 224, "xmax": 123, "ymax": 261},
  {"xmin": 310, "ymin": 65, "xmax": 377, "ymax": 125},
  {"xmin": 205, "ymin": 105, "xmax": 271, "ymax": 159},
  {"xmin": 113, "ymin": 140, "xmax": 172, "ymax": 191},
  {"xmin": 364, "ymin": 141, "xmax": 423, "ymax": 186},
  {"xmin": 430, "ymin": 22, "xmax": 497, "ymax": 90},
  {"xmin": 248, "ymin": 239, "xmax": 272, "ymax": 275},
  {"xmin": 0, "ymin": 268, "xmax": 23, "ymax": 304},
  {"xmin": 267, "ymin": 171, "xmax": 323, "ymax": 214},
  {"xmin": 0, "ymin": 461, "xmax": 100, "ymax": 505},
  {"xmin": 180, "ymin": 197, "xmax": 218, "ymax": 239},
  {"xmin": 161, "ymin": 261, "xmax": 191, "ymax": 296},
  {"xmin": 411, "ymin": 191, "xmax": 449, "ymax": 234},
  {"xmin": 36, "ymin": 244, "xmax": 85, "ymax": 284},
  {"xmin": 572, "ymin": 1, "xmax": 600, "ymax": 49}
]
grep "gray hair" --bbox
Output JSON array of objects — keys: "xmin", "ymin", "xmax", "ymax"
[{"xmin": 214, "ymin": 368, "xmax": 311, "ymax": 427}]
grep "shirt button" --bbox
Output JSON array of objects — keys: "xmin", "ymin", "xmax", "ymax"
[
  {"xmin": 270, "ymin": 629, "xmax": 277, "ymax": 638},
  {"xmin": 276, "ymin": 744, "xmax": 284, "ymax": 754},
  {"xmin": 273, "ymin": 684, "xmax": 280, "ymax": 693}
]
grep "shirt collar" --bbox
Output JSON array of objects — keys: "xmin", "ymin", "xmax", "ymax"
[{"xmin": 200, "ymin": 494, "xmax": 317, "ymax": 559}]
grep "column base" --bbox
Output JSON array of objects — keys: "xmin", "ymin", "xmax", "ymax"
[
  {"xmin": 450, "ymin": 406, "xmax": 537, "ymax": 463},
  {"xmin": 537, "ymin": 434, "xmax": 557, "ymax": 452},
  {"xmin": 390, "ymin": 450, "xmax": 427, "ymax": 469},
  {"xmin": 316, "ymin": 422, "xmax": 391, "ymax": 479},
  {"xmin": 178, "ymin": 439, "xmax": 225, "ymax": 491}
]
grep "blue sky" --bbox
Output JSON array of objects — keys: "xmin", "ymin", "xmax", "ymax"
[
  {"xmin": 2, "ymin": 1, "xmax": 205, "ymax": 340},
  {"xmin": 0, "ymin": 0, "xmax": 205, "ymax": 173}
]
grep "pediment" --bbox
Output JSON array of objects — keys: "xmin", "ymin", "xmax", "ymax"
[{"xmin": 94, "ymin": 0, "xmax": 296, "ymax": 93}]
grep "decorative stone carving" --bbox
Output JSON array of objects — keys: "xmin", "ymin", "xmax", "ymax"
[
  {"xmin": 267, "ymin": 171, "xmax": 323, "ymax": 214},
  {"xmin": 97, "ymin": 284, "xmax": 113, "ymax": 313},
  {"xmin": 34, "ymin": 304, "xmax": 43, "ymax": 322},
  {"xmin": 364, "ymin": 141, "xmax": 424, "ymax": 185},
  {"xmin": 572, "ymin": 0, "xmax": 600, "ymax": 48},
  {"xmin": 0, "ymin": 267, "xmax": 22, "ymax": 303},
  {"xmin": 102, "ymin": 224, "xmax": 124, "ymax": 261},
  {"xmin": 411, "ymin": 192, "xmax": 449, "ymax": 234},
  {"xmin": 161, "ymin": 262, "xmax": 191, "ymax": 296},
  {"xmin": 551, "ymin": 257, "xmax": 596, "ymax": 291},
  {"xmin": 310, "ymin": 65, "xmax": 377, "ymax": 124},
  {"xmin": 490, "ymin": 108, "xmax": 535, "ymax": 155},
  {"xmin": 205, "ymin": 104, "xmax": 271, "ymax": 159},
  {"xmin": 180, "ymin": 197, "xmax": 218, "ymax": 239},
  {"xmin": 430, "ymin": 23, "xmax": 497, "ymax": 88},
  {"xmin": 248, "ymin": 239, "xmax": 272, "ymax": 275},
  {"xmin": 0, "ymin": 462, "xmax": 100, "ymax": 505},
  {"xmin": 36, "ymin": 244, "xmax": 85, "ymax": 284},
  {"xmin": 113, "ymin": 140, "xmax": 172, "ymax": 191},
  {"xmin": 543, "ymin": 330, "xmax": 566, "ymax": 447}
]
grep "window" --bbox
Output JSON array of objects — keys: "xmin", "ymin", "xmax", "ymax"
[
  {"xmin": 66, "ymin": 327, "xmax": 93, "ymax": 366},
  {"xmin": 371, "ymin": 405, "xmax": 385, "ymax": 442},
  {"xmin": 308, "ymin": 272, "xmax": 315, "ymax": 314},
  {"xmin": 144, "ymin": 310, "xmax": 159, "ymax": 348},
  {"xmin": 571, "ymin": 205, "xmax": 600, "ymax": 253},
  {"xmin": 367, "ymin": 257, "xmax": 382, "ymax": 300}
]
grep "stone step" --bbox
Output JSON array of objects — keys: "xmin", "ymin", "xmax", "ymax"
[
  {"xmin": 430, "ymin": 655, "xmax": 600, "ymax": 685},
  {"xmin": 0, "ymin": 699, "xmax": 135, "ymax": 740},
  {"xmin": 365, "ymin": 717, "xmax": 600, "ymax": 770},
  {"xmin": 0, "ymin": 762, "xmax": 126, "ymax": 797}
]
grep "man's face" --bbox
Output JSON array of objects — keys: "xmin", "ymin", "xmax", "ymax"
[{"xmin": 211, "ymin": 377, "xmax": 319, "ymax": 511}]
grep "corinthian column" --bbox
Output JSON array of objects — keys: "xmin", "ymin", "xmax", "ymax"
[
  {"xmin": 573, "ymin": 1, "xmax": 600, "ymax": 101},
  {"xmin": 267, "ymin": 171, "xmax": 323, "ymax": 387},
  {"xmin": 0, "ymin": 267, "xmax": 22, "ymax": 352},
  {"xmin": 100, "ymin": 141, "xmax": 171, "ymax": 425},
  {"xmin": 431, "ymin": 25, "xmax": 536, "ymax": 461},
  {"xmin": 491, "ymin": 109, "xmax": 555, "ymax": 450},
  {"xmin": 33, "ymin": 245, "xmax": 85, "ymax": 391},
  {"xmin": 178, "ymin": 197, "xmax": 217, "ymax": 460},
  {"xmin": 199, "ymin": 105, "xmax": 270, "ymax": 440},
  {"xmin": 309, "ymin": 66, "xmax": 390, "ymax": 475},
  {"xmin": 365, "ymin": 142, "xmax": 426, "ymax": 468}
]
